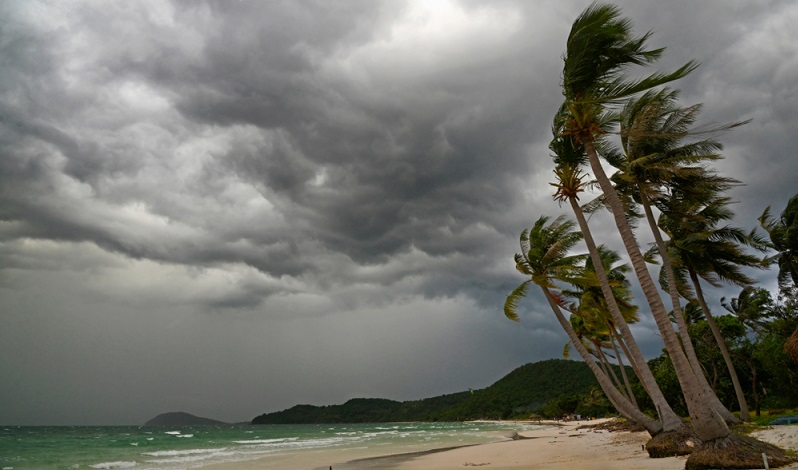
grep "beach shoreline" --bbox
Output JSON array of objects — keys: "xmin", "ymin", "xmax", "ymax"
[
  {"xmin": 199, "ymin": 419, "xmax": 798, "ymax": 470},
  {"xmin": 382, "ymin": 420, "xmax": 798, "ymax": 470}
]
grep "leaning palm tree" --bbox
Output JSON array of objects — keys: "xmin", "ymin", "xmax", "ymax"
[
  {"xmin": 549, "ymin": 131, "xmax": 683, "ymax": 431},
  {"xmin": 659, "ymin": 194, "xmax": 763, "ymax": 422},
  {"xmin": 563, "ymin": 246, "xmax": 641, "ymax": 408},
  {"xmin": 504, "ymin": 215, "xmax": 662, "ymax": 434},
  {"xmin": 559, "ymin": 3, "xmax": 732, "ymax": 442},
  {"xmin": 614, "ymin": 88, "xmax": 747, "ymax": 421}
]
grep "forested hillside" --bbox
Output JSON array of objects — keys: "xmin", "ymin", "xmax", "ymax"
[{"xmin": 252, "ymin": 359, "xmax": 609, "ymax": 424}]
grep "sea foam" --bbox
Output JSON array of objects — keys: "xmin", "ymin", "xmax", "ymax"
[
  {"xmin": 143, "ymin": 448, "xmax": 228, "ymax": 457},
  {"xmin": 233, "ymin": 437, "xmax": 298, "ymax": 445},
  {"xmin": 143, "ymin": 448, "xmax": 236, "ymax": 465},
  {"xmin": 89, "ymin": 462, "xmax": 137, "ymax": 469}
]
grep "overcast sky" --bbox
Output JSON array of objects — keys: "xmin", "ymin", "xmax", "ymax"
[{"xmin": 2, "ymin": 0, "xmax": 797, "ymax": 425}]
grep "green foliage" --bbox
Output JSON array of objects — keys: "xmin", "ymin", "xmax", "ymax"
[
  {"xmin": 252, "ymin": 359, "xmax": 605, "ymax": 424},
  {"xmin": 439, "ymin": 359, "xmax": 604, "ymax": 420},
  {"xmin": 538, "ymin": 394, "xmax": 581, "ymax": 419},
  {"xmin": 645, "ymin": 294, "xmax": 798, "ymax": 418}
]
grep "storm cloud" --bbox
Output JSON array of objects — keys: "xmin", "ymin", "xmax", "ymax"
[{"xmin": 1, "ymin": 0, "xmax": 797, "ymax": 425}]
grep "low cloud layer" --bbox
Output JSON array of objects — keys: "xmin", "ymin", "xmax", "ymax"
[{"xmin": 1, "ymin": 0, "xmax": 796, "ymax": 425}]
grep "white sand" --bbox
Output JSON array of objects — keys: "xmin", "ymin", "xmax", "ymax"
[
  {"xmin": 387, "ymin": 420, "xmax": 798, "ymax": 470},
  {"xmin": 204, "ymin": 420, "xmax": 798, "ymax": 470}
]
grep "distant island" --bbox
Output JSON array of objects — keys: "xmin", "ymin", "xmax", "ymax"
[
  {"xmin": 252, "ymin": 359, "xmax": 613, "ymax": 424},
  {"xmin": 145, "ymin": 411, "xmax": 228, "ymax": 426}
]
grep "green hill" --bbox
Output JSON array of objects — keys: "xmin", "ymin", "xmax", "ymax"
[{"xmin": 252, "ymin": 359, "xmax": 608, "ymax": 424}]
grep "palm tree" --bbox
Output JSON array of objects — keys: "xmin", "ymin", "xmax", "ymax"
[
  {"xmin": 550, "ymin": 120, "xmax": 684, "ymax": 430},
  {"xmin": 759, "ymin": 193, "xmax": 798, "ymax": 291},
  {"xmin": 564, "ymin": 246, "xmax": 641, "ymax": 408},
  {"xmin": 567, "ymin": 315, "xmax": 631, "ymax": 402},
  {"xmin": 559, "ymin": 3, "xmax": 729, "ymax": 441},
  {"xmin": 759, "ymin": 193, "xmax": 798, "ymax": 364},
  {"xmin": 721, "ymin": 286, "xmax": 774, "ymax": 335},
  {"xmin": 504, "ymin": 215, "xmax": 661, "ymax": 434},
  {"xmin": 614, "ymin": 88, "xmax": 746, "ymax": 421},
  {"xmin": 659, "ymin": 194, "xmax": 763, "ymax": 422},
  {"xmin": 722, "ymin": 287, "xmax": 776, "ymax": 412}
]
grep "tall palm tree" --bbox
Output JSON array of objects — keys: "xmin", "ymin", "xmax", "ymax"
[
  {"xmin": 659, "ymin": 194, "xmax": 763, "ymax": 422},
  {"xmin": 559, "ymin": 3, "xmax": 729, "ymax": 441},
  {"xmin": 549, "ymin": 134, "xmax": 682, "ymax": 430},
  {"xmin": 504, "ymin": 215, "xmax": 662, "ymax": 434},
  {"xmin": 614, "ymin": 88, "xmax": 746, "ymax": 421}
]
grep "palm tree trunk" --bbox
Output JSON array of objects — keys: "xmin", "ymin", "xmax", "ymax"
[
  {"xmin": 608, "ymin": 327, "xmax": 640, "ymax": 409},
  {"xmin": 583, "ymin": 138, "xmax": 729, "ymax": 441},
  {"xmin": 640, "ymin": 192, "xmax": 743, "ymax": 423},
  {"xmin": 542, "ymin": 286, "xmax": 663, "ymax": 435},
  {"xmin": 596, "ymin": 342, "xmax": 629, "ymax": 401},
  {"xmin": 612, "ymin": 324, "xmax": 650, "ymax": 396},
  {"xmin": 688, "ymin": 268, "xmax": 750, "ymax": 421},
  {"xmin": 568, "ymin": 195, "xmax": 683, "ymax": 431}
]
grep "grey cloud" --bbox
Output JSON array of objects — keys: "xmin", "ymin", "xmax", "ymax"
[{"xmin": 1, "ymin": 0, "xmax": 795, "ymax": 425}]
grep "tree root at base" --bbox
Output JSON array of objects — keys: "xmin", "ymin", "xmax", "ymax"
[
  {"xmin": 685, "ymin": 433, "xmax": 796, "ymax": 469},
  {"xmin": 646, "ymin": 427, "xmax": 700, "ymax": 458}
]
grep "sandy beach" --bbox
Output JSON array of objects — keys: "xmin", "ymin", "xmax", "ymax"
[
  {"xmin": 333, "ymin": 419, "xmax": 798, "ymax": 470},
  {"xmin": 202, "ymin": 419, "xmax": 798, "ymax": 470}
]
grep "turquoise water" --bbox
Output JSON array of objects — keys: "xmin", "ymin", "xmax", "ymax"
[{"xmin": 0, "ymin": 422, "xmax": 542, "ymax": 469}]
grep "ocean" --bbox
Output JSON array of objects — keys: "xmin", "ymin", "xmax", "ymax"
[{"xmin": 0, "ymin": 421, "xmax": 542, "ymax": 469}]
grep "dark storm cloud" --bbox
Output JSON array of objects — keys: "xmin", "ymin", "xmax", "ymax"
[{"xmin": 1, "ymin": 0, "xmax": 796, "ymax": 425}]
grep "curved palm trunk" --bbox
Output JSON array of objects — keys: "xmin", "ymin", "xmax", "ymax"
[
  {"xmin": 640, "ymin": 193, "xmax": 744, "ymax": 422},
  {"xmin": 568, "ymin": 196, "xmax": 683, "ymax": 431},
  {"xmin": 542, "ymin": 286, "xmax": 662, "ymax": 435},
  {"xmin": 688, "ymin": 268, "xmax": 750, "ymax": 421},
  {"xmin": 583, "ymin": 139, "xmax": 729, "ymax": 441}
]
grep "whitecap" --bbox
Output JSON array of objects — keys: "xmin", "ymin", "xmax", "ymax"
[
  {"xmin": 144, "ymin": 449, "xmax": 236, "ymax": 465},
  {"xmin": 143, "ymin": 448, "xmax": 228, "ymax": 457},
  {"xmin": 176, "ymin": 434, "xmax": 193, "ymax": 438},
  {"xmin": 164, "ymin": 431, "xmax": 181, "ymax": 435},
  {"xmin": 233, "ymin": 438, "xmax": 298, "ymax": 445},
  {"xmin": 89, "ymin": 462, "xmax": 137, "ymax": 469}
]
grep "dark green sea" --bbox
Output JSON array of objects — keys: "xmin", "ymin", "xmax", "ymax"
[{"xmin": 0, "ymin": 422, "xmax": 542, "ymax": 469}]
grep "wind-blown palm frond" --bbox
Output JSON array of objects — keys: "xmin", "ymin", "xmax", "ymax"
[
  {"xmin": 505, "ymin": 215, "xmax": 586, "ymax": 321},
  {"xmin": 759, "ymin": 193, "xmax": 798, "ymax": 290}
]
